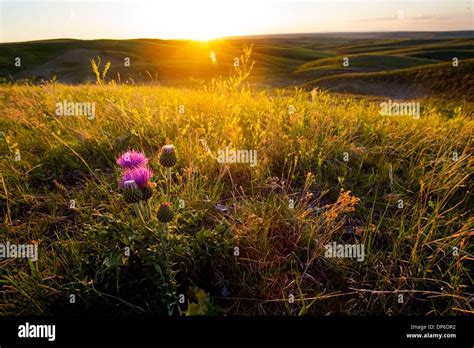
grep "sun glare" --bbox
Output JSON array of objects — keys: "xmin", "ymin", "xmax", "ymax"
[
  {"xmin": 141, "ymin": 0, "xmax": 259, "ymax": 41},
  {"xmin": 188, "ymin": 27, "xmax": 221, "ymax": 41}
]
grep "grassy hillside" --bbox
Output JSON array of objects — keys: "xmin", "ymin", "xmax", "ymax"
[
  {"xmin": 0, "ymin": 38, "xmax": 331, "ymax": 85},
  {"xmin": 0, "ymin": 76, "xmax": 472, "ymax": 315},
  {"xmin": 294, "ymin": 55, "xmax": 439, "ymax": 81},
  {"xmin": 1, "ymin": 32, "xmax": 472, "ymax": 95},
  {"xmin": 308, "ymin": 59, "xmax": 474, "ymax": 100},
  {"xmin": 405, "ymin": 50, "xmax": 474, "ymax": 60}
]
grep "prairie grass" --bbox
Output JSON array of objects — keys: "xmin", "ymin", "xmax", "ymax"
[{"xmin": 0, "ymin": 76, "xmax": 472, "ymax": 315}]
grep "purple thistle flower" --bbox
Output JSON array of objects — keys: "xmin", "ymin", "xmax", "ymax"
[
  {"xmin": 116, "ymin": 149, "xmax": 148, "ymax": 169},
  {"xmin": 161, "ymin": 144, "xmax": 175, "ymax": 154},
  {"xmin": 121, "ymin": 166, "xmax": 154, "ymax": 188}
]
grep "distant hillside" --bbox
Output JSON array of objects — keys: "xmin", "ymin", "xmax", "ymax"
[
  {"xmin": 0, "ymin": 32, "xmax": 473, "ymax": 98},
  {"xmin": 294, "ymin": 55, "xmax": 439, "ymax": 81},
  {"xmin": 307, "ymin": 59, "xmax": 474, "ymax": 100}
]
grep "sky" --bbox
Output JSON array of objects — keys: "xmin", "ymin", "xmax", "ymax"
[{"xmin": 0, "ymin": 0, "xmax": 473, "ymax": 42}]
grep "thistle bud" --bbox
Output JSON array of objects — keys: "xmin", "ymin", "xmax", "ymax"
[
  {"xmin": 159, "ymin": 144, "xmax": 177, "ymax": 168},
  {"xmin": 157, "ymin": 202, "xmax": 174, "ymax": 223},
  {"xmin": 122, "ymin": 180, "xmax": 143, "ymax": 204}
]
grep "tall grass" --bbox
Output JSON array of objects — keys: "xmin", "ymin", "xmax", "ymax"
[{"xmin": 0, "ymin": 61, "xmax": 472, "ymax": 315}]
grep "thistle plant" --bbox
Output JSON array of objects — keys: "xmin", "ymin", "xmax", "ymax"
[
  {"xmin": 117, "ymin": 149, "xmax": 155, "ymax": 223},
  {"xmin": 140, "ymin": 182, "xmax": 156, "ymax": 219},
  {"xmin": 157, "ymin": 202, "xmax": 174, "ymax": 239},
  {"xmin": 121, "ymin": 166, "xmax": 155, "ymax": 220},
  {"xmin": 159, "ymin": 144, "xmax": 177, "ymax": 199},
  {"xmin": 155, "ymin": 144, "xmax": 178, "ymax": 240},
  {"xmin": 116, "ymin": 149, "xmax": 149, "ymax": 168},
  {"xmin": 116, "ymin": 146, "xmax": 178, "ymax": 237},
  {"xmin": 121, "ymin": 180, "xmax": 146, "ymax": 225}
]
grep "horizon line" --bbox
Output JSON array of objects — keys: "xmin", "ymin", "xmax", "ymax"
[{"xmin": 2, "ymin": 29, "xmax": 474, "ymax": 44}]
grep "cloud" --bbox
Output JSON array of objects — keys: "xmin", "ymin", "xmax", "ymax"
[
  {"xmin": 411, "ymin": 15, "xmax": 455, "ymax": 21},
  {"xmin": 351, "ymin": 14, "xmax": 456, "ymax": 23},
  {"xmin": 350, "ymin": 16, "xmax": 398, "ymax": 23}
]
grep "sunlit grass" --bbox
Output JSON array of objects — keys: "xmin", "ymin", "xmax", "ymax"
[{"xmin": 0, "ymin": 66, "xmax": 472, "ymax": 315}]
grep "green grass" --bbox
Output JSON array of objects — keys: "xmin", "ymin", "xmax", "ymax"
[
  {"xmin": 387, "ymin": 42, "xmax": 474, "ymax": 56},
  {"xmin": 0, "ymin": 70, "xmax": 472, "ymax": 316},
  {"xmin": 295, "ymin": 55, "xmax": 438, "ymax": 78},
  {"xmin": 308, "ymin": 59, "xmax": 474, "ymax": 100},
  {"xmin": 334, "ymin": 39, "xmax": 449, "ymax": 54},
  {"xmin": 2, "ymin": 35, "xmax": 472, "ymax": 89},
  {"xmin": 405, "ymin": 50, "xmax": 474, "ymax": 61}
]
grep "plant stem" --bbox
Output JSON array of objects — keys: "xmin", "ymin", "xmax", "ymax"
[
  {"xmin": 146, "ymin": 200, "xmax": 152, "ymax": 220},
  {"xmin": 133, "ymin": 203, "xmax": 147, "ymax": 226},
  {"xmin": 166, "ymin": 167, "xmax": 172, "ymax": 199},
  {"xmin": 144, "ymin": 201, "xmax": 150, "ymax": 220},
  {"xmin": 139, "ymin": 201, "xmax": 147, "ymax": 220}
]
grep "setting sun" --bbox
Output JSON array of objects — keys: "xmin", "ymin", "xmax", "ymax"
[
  {"xmin": 138, "ymin": 0, "xmax": 257, "ymax": 40},
  {"xmin": 2, "ymin": 0, "xmax": 472, "ymax": 42}
]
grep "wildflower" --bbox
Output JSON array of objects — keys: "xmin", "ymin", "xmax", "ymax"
[
  {"xmin": 117, "ymin": 149, "xmax": 148, "ymax": 169},
  {"xmin": 159, "ymin": 145, "xmax": 177, "ymax": 168},
  {"xmin": 116, "ymin": 150, "xmax": 153, "ymax": 225},
  {"xmin": 121, "ymin": 166, "xmax": 154, "ymax": 188},
  {"xmin": 159, "ymin": 144, "xmax": 177, "ymax": 198}
]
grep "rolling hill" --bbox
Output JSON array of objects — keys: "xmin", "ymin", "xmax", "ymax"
[
  {"xmin": 0, "ymin": 32, "xmax": 473, "ymax": 99},
  {"xmin": 306, "ymin": 59, "xmax": 474, "ymax": 100}
]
